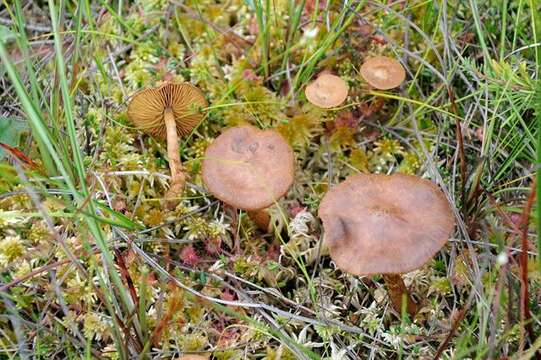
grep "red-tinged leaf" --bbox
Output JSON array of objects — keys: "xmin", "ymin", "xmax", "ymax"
[{"xmin": 0, "ymin": 142, "xmax": 39, "ymax": 170}]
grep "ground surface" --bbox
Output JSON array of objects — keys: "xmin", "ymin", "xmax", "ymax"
[{"xmin": 0, "ymin": 0, "xmax": 540, "ymax": 359}]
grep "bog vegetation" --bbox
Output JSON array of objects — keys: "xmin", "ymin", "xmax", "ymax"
[{"xmin": 0, "ymin": 0, "xmax": 540, "ymax": 359}]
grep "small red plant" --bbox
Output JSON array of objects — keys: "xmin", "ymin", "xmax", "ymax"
[{"xmin": 180, "ymin": 245, "xmax": 200, "ymax": 267}]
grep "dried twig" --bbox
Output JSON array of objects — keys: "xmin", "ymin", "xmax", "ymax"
[
  {"xmin": 434, "ymin": 291, "xmax": 475, "ymax": 359},
  {"xmin": 0, "ymin": 17, "xmax": 51, "ymax": 33},
  {"xmin": 0, "ymin": 259, "xmax": 70, "ymax": 292}
]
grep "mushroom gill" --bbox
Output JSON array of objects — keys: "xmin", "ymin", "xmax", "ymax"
[{"xmin": 127, "ymin": 82, "xmax": 207, "ymax": 206}]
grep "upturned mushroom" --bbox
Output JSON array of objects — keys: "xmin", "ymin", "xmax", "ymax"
[
  {"xmin": 128, "ymin": 82, "xmax": 207, "ymax": 204},
  {"xmin": 318, "ymin": 173, "xmax": 454, "ymax": 317},
  {"xmin": 360, "ymin": 56, "xmax": 405, "ymax": 90},
  {"xmin": 305, "ymin": 73, "xmax": 348, "ymax": 108},
  {"xmin": 202, "ymin": 125, "xmax": 295, "ymax": 234}
]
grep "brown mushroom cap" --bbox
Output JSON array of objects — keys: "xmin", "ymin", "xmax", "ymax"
[
  {"xmin": 318, "ymin": 173, "xmax": 454, "ymax": 276},
  {"xmin": 177, "ymin": 355, "xmax": 208, "ymax": 360},
  {"xmin": 360, "ymin": 56, "xmax": 405, "ymax": 90},
  {"xmin": 127, "ymin": 82, "xmax": 207, "ymax": 139},
  {"xmin": 202, "ymin": 125, "xmax": 294, "ymax": 211},
  {"xmin": 305, "ymin": 74, "xmax": 348, "ymax": 108}
]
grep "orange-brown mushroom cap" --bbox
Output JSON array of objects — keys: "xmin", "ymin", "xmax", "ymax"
[
  {"xmin": 318, "ymin": 173, "xmax": 454, "ymax": 276},
  {"xmin": 360, "ymin": 56, "xmax": 406, "ymax": 90},
  {"xmin": 127, "ymin": 82, "xmax": 207, "ymax": 139},
  {"xmin": 178, "ymin": 355, "xmax": 208, "ymax": 360},
  {"xmin": 305, "ymin": 74, "xmax": 348, "ymax": 108},
  {"xmin": 202, "ymin": 125, "xmax": 295, "ymax": 211}
]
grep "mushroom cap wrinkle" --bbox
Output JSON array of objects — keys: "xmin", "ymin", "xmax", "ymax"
[
  {"xmin": 305, "ymin": 73, "xmax": 348, "ymax": 108},
  {"xmin": 127, "ymin": 82, "xmax": 207, "ymax": 139},
  {"xmin": 202, "ymin": 125, "xmax": 295, "ymax": 211},
  {"xmin": 318, "ymin": 173, "xmax": 454, "ymax": 276},
  {"xmin": 360, "ymin": 56, "xmax": 406, "ymax": 90}
]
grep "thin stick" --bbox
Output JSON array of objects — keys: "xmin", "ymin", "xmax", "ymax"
[
  {"xmin": 434, "ymin": 291, "xmax": 474, "ymax": 359},
  {"xmin": 0, "ymin": 259, "xmax": 70, "ymax": 292}
]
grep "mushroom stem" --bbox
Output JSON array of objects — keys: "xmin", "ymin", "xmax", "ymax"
[
  {"xmin": 164, "ymin": 109, "xmax": 185, "ymax": 201},
  {"xmin": 382, "ymin": 274, "xmax": 418, "ymax": 317},
  {"xmin": 248, "ymin": 209, "xmax": 271, "ymax": 232}
]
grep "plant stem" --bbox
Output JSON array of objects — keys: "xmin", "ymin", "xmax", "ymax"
[
  {"xmin": 518, "ymin": 181, "xmax": 537, "ymax": 352},
  {"xmin": 382, "ymin": 274, "xmax": 418, "ymax": 318},
  {"xmin": 164, "ymin": 109, "xmax": 185, "ymax": 203}
]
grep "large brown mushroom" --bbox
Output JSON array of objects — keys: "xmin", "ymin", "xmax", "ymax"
[
  {"xmin": 128, "ymin": 82, "xmax": 207, "ymax": 204},
  {"xmin": 202, "ymin": 125, "xmax": 295, "ymax": 235},
  {"xmin": 305, "ymin": 73, "xmax": 348, "ymax": 108},
  {"xmin": 318, "ymin": 173, "xmax": 454, "ymax": 317},
  {"xmin": 360, "ymin": 56, "xmax": 406, "ymax": 90}
]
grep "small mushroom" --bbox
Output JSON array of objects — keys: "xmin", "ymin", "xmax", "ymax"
[
  {"xmin": 360, "ymin": 56, "xmax": 405, "ymax": 90},
  {"xmin": 202, "ymin": 125, "xmax": 294, "ymax": 236},
  {"xmin": 178, "ymin": 355, "xmax": 208, "ymax": 360},
  {"xmin": 318, "ymin": 173, "xmax": 454, "ymax": 317},
  {"xmin": 305, "ymin": 73, "xmax": 348, "ymax": 108},
  {"xmin": 128, "ymin": 82, "xmax": 207, "ymax": 205}
]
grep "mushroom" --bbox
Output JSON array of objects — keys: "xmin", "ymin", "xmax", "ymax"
[
  {"xmin": 318, "ymin": 173, "xmax": 454, "ymax": 317},
  {"xmin": 128, "ymin": 82, "xmax": 207, "ymax": 204},
  {"xmin": 305, "ymin": 73, "xmax": 348, "ymax": 108},
  {"xmin": 360, "ymin": 56, "xmax": 405, "ymax": 90},
  {"xmin": 178, "ymin": 355, "xmax": 208, "ymax": 360},
  {"xmin": 202, "ymin": 125, "xmax": 295, "ymax": 235}
]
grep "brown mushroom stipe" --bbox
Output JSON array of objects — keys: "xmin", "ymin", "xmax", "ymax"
[
  {"xmin": 248, "ymin": 209, "xmax": 272, "ymax": 233},
  {"xmin": 318, "ymin": 173, "xmax": 454, "ymax": 317},
  {"xmin": 202, "ymin": 125, "xmax": 294, "ymax": 233},
  {"xmin": 305, "ymin": 73, "xmax": 348, "ymax": 108},
  {"xmin": 382, "ymin": 273, "xmax": 418, "ymax": 316},
  {"xmin": 128, "ymin": 82, "xmax": 207, "ymax": 206},
  {"xmin": 360, "ymin": 56, "xmax": 406, "ymax": 90}
]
